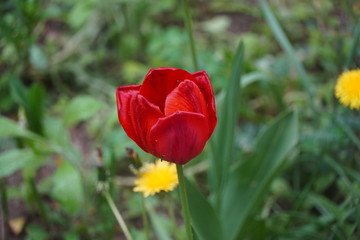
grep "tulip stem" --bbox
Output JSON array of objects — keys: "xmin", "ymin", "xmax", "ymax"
[
  {"xmin": 182, "ymin": 0, "xmax": 199, "ymax": 70},
  {"xmin": 103, "ymin": 190, "xmax": 133, "ymax": 240},
  {"xmin": 176, "ymin": 164, "xmax": 193, "ymax": 240}
]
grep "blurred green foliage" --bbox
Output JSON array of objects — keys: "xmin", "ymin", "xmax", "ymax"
[{"xmin": 1, "ymin": 0, "xmax": 360, "ymax": 239}]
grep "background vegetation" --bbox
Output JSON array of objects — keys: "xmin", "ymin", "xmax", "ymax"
[{"xmin": 1, "ymin": 0, "xmax": 359, "ymax": 239}]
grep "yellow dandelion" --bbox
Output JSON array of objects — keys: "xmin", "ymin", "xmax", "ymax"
[
  {"xmin": 134, "ymin": 159, "xmax": 178, "ymax": 197},
  {"xmin": 335, "ymin": 69, "xmax": 360, "ymax": 109}
]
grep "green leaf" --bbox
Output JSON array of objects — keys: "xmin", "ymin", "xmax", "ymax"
[
  {"xmin": 0, "ymin": 149, "xmax": 36, "ymax": 178},
  {"xmin": 220, "ymin": 110, "xmax": 298, "ymax": 240},
  {"xmin": 63, "ymin": 96, "xmax": 105, "ymax": 126},
  {"xmin": 51, "ymin": 161, "xmax": 83, "ymax": 215},
  {"xmin": 185, "ymin": 179, "xmax": 223, "ymax": 240},
  {"xmin": 44, "ymin": 117, "xmax": 82, "ymax": 167},
  {"xmin": 25, "ymin": 83, "xmax": 45, "ymax": 135},
  {"xmin": 9, "ymin": 74, "xmax": 28, "ymax": 108},
  {"xmin": 26, "ymin": 224, "xmax": 49, "ymax": 240},
  {"xmin": 146, "ymin": 202, "xmax": 172, "ymax": 240},
  {"xmin": 210, "ymin": 41, "xmax": 244, "ymax": 198},
  {"xmin": 44, "ymin": 117, "xmax": 71, "ymax": 147},
  {"xmin": 0, "ymin": 117, "xmax": 33, "ymax": 138},
  {"xmin": 29, "ymin": 45, "xmax": 48, "ymax": 69},
  {"xmin": 68, "ymin": 1, "xmax": 93, "ymax": 29},
  {"xmin": 9, "ymin": 78, "xmax": 45, "ymax": 135},
  {"xmin": 64, "ymin": 231, "xmax": 80, "ymax": 240},
  {"xmin": 9, "ymin": 77, "xmax": 46, "ymax": 135}
]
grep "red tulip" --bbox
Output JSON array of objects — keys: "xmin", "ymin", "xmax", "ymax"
[{"xmin": 116, "ymin": 68, "xmax": 217, "ymax": 164}]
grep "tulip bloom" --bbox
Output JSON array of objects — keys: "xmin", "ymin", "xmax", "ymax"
[{"xmin": 116, "ymin": 67, "xmax": 217, "ymax": 164}]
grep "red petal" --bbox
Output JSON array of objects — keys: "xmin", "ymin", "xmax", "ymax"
[
  {"xmin": 148, "ymin": 112, "xmax": 209, "ymax": 164},
  {"xmin": 116, "ymin": 86, "xmax": 164, "ymax": 151},
  {"xmin": 140, "ymin": 68, "xmax": 195, "ymax": 112},
  {"xmin": 192, "ymin": 71, "xmax": 217, "ymax": 136},
  {"xmin": 164, "ymin": 80, "xmax": 207, "ymax": 116}
]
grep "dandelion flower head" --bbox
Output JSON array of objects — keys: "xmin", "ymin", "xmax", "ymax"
[
  {"xmin": 134, "ymin": 159, "xmax": 178, "ymax": 197},
  {"xmin": 335, "ymin": 69, "xmax": 360, "ymax": 109}
]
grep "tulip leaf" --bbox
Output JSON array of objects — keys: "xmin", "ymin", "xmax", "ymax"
[
  {"xmin": 210, "ymin": 41, "xmax": 244, "ymax": 198},
  {"xmin": 185, "ymin": 178, "xmax": 223, "ymax": 240},
  {"xmin": 220, "ymin": 110, "xmax": 298, "ymax": 240},
  {"xmin": 63, "ymin": 96, "xmax": 105, "ymax": 126},
  {"xmin": 0, "ymin": 149, "xmax": 36, "ymax": 178},
  {"xmin": 51, "ymin": 160, "xmax": 84, "ymax": 215}
]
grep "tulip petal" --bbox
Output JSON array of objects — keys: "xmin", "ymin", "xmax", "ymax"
[
  {"xmin": 140, "ymin": 68, "xmax": 195, "ymax": 112},
  {"xmin": 192, "ymin": 71, "xmax": 217, "ymax": 135},
  {"xmin": 116, "ymin": 86, "xmax": 164, "ymax": 151},
  {"xmin": 149, "ymin": 112, "xmax": 209, "ymax": 164},
  {"xmin": 164, "ymin": 80, "xmax": 207, "ymax": 116}
]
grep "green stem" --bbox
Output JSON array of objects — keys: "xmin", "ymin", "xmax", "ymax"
[
  {"xmin": 103, "ymin": 190, "xmax": 133, "ymax": 240},
  {"xmin": 176, "ymin": 164, "xmax": 193, "ymax": 240},
  {"xmin": 141, "ymin": 196, "xmax": 150, "ymax": 240},
  {"xmin": 182, "ymin": 0, "xmax": 199, "ymax": 70}
]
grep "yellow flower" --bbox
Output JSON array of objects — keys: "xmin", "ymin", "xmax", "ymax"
[
  {"xmin": 335, "ymin": 69, "xmax": 360, "ymax": 109},
  {"xmin": 134, "ymin": 159, "xmax": 178, "ymax": 197}
]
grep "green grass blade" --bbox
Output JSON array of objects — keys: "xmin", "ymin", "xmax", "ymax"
[
  {"xmin": 334, "ymin": 115, "xmax": 360, "ymax": 152},
  {"xmin": 258, "ymin": 0, "xmax": 315, "ymax": 114},
  {"xmin": 220, "ymin": 110, "xmax": 298, "ymax": 240},
  {"xmin": 345, "ymin": 19, "xmax": 360, "ymax": 69},
  {"xmin": 324, "ymin": 156, "xmax": 357, "ymax": 197},
  {"xmin": 210, "ymin": 41, "xmax": 244, "ymax": 198}
]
